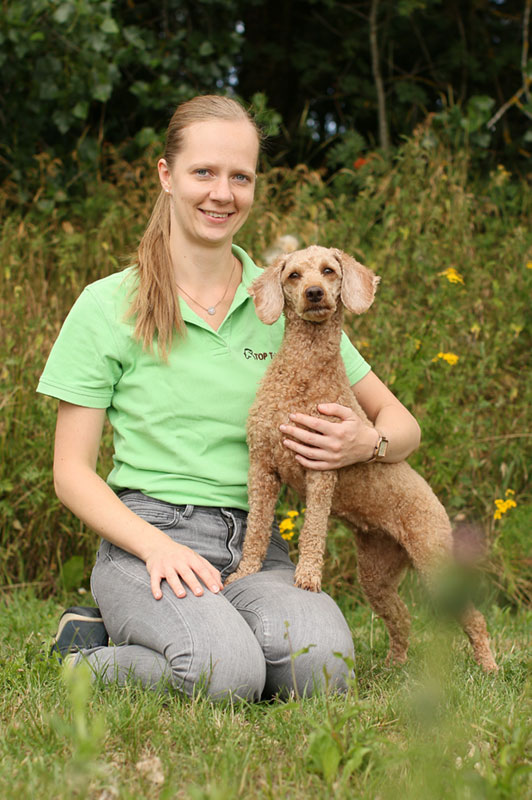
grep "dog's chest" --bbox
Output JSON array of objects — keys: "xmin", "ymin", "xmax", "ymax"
[{"xmin": 247, "ymin": 359, "xmax": 355, "ymax": 452}]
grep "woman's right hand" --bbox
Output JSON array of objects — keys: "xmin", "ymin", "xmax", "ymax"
[{"xmin": 145, "ymin": 540, "xmax": 224, "ymax": 600}]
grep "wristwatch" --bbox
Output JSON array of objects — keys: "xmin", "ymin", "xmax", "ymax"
[{"xmin": 365, "ymin": 432, "xmax": 389, "ymax": 463}]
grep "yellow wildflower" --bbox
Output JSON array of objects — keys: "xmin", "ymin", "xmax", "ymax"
[
  {"xmin": 286, "ymin": 510, "xmax": 299, "ymax": 518},
  {"xmin": 439, "ymin": 267, "xmax": 465, "ymax": 285},
  {"xmin": 493, "ymin": 493, "xmax": 517, "ymax": 520},
  {"xmin": 279, "ymin": 518, "xmax": 294, "ymax": 533},
  {"xmin": 432, "ymin": 352, "xmax": 460, "ymax": 366},
  {"xmin": 281, "ymin": 529, "xmax": 296, "ymax": 541},
  {"xmin": 526, "ymin": 261, "xmax": 532, "ymax": 270},
  {"xmin": 280, "ymin": 519, "xmax": 296, "ymax": 540}
]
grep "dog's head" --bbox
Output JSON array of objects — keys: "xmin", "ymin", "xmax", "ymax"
[{"xmin": 249, "ymin": 245, "xmax": 380, "ymax": 324}]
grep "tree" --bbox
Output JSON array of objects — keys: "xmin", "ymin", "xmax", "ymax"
[
  {"xmin": 0, "ymin": 0, "xmax": 242, "ymax": 197},
  {"xmin": 236, "ymin": 0, "xmax": 531, "ymax": 166},
  {"xmin": 1, "ymin": 0, "xmax": 529, "ymax": 203}
]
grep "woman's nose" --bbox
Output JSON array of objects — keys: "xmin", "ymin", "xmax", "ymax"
[{"xmin": 209, "ymin": 177, "xmax": 234, "ymax": 203}]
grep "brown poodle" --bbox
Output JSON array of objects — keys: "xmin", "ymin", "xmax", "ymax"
[{"xmin": 226, "ymin": 245, "xmax": 498, "ymax": 672}]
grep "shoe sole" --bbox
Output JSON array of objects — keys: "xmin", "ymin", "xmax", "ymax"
[{"xmin": 51, "ymin": 609, "xmax": 108, "ymax": 658}]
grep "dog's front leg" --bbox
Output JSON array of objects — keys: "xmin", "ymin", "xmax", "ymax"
[
  {"xmin": 294, "ymin": 470, "xmax": 337, "ymax": 592},
  {"xmin": 225, "ymin": 459, "xmax": 281, "ymax": 585}
]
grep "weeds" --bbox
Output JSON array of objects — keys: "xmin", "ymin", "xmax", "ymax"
[
  {"xmin": 0, "ymin": 590, "xmax": 529, "ymax": 799},
  {"xmin": 1, "ymin": 126, "xmax": 531, "ymax": 601}
]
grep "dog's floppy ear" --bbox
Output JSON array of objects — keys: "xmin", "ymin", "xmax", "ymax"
[
  {"xmin": 333, "ymin": 249, "xmax": 381, "ymax": 315},
  {"xmin": 248, "ymin": 256, "xmax": 286, "ymax": 324}
]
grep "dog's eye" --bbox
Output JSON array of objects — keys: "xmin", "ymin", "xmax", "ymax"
[
  {"xmin": 288, "ymin": 272, "xmax": 300, "ymax": 279},
  {"xmin": 322, "ymin": 267, "xmax": 335, "ymax": 275}
]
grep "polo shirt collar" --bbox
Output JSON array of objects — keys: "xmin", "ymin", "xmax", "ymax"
[{"xmin": 178, "ymin": 244, "xmax": 262, "ymax": 330}]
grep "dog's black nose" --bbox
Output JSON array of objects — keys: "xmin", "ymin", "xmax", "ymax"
[{"xmin": 305, "ymin": 286, "xmax": 324, "ymax": 303}]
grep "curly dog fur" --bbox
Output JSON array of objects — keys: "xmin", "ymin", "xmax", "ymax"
[{"xmin": 226, "ymin": 245, "xmax": 497, "ymax": 672}]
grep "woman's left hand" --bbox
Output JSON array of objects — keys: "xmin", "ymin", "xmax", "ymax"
[{"xmin": 279, "ymin": 403, "xmax": 377, "ymax": 470}]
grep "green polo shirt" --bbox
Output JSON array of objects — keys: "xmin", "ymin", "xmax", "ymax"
[{"xmin": 37, "ymin": 245, "xmax": 370, "ymax": 510}]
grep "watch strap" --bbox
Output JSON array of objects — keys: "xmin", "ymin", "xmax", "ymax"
[{"xmin": 364, "ymin": 433, "xmax": 389, "ymax": 463}]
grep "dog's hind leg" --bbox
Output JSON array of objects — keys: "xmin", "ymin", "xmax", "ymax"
[
  {"xmin": 294, "ymin": 470, "xmax": 337, "ymax": 592},
  {"xmin": 225, "ymin": 460, "xmax": 281, "ymax": 585},
  {"xmin": 386, "ymin": 509, "xmax": 498, "ymax": 672},
  {"xmin": 354, "ymin": 529, "xmax": 411, "ymax": 665},
  {"xmin": 458, "ymin": 606, "xmax": 498, "ymax": 672}
]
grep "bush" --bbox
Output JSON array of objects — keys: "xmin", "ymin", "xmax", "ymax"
[{"xmin": 1, "ymin": 127, "xmax": 530, "ymax": 598}]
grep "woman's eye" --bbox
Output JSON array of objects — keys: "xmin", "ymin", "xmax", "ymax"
[
  {"xmin": 234, "ymin": 174, "xmax": 250, "ymax": 183},
  {"xmin": 195, "ymin": 169, "xmax": 210, "ymax": 177}
]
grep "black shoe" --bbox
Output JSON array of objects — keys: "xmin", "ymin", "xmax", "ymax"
[{"xmin": 50, "ymin": 606, "xmax": 108, "ymax": 662}]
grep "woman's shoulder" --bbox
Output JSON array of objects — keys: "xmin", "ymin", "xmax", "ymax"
[
  {"xmin": 79, "ymin": 266, "xmax": 137, "ymax": 318},
  {"xmin": 84, "ymin": 265, "xmax": 137, "ymax": 298}
]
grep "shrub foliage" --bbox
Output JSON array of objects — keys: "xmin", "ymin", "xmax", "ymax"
[{"xmin": 1, "ymin": 128, "xmax": 530, "ymax": 601}]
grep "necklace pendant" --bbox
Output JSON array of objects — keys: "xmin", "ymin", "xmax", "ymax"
[{"xmin": 207, "ymin": 306, "xmax": 216, "ymax": 316}]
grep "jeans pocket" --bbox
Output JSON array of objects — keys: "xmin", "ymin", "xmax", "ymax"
[{"xmin": 118, "ymin": 491, "xmax": 181, "ymax": 530}]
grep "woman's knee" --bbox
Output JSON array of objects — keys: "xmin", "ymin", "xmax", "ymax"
[
  {"xmin": 159, "ymin": 601, "xmax": 267, "ymax": 702},
  {"xmin": 172, "ymin": 634, "xmax": 266, "ymax": 702},
  {"xmin": 272, "ymin": 612, "xmax": 354, "ymax": 697},
  {"xmin": 237, "ymin": 575, "xmax": 354, "ymax": 698},
  {"xmin": 95, "ymin": 565, "xmax": 267, "ymax": 701}
]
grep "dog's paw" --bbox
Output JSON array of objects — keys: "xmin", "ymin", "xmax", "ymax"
[
  {"xmin": 385, "ymin": 649, "xmax": 408, "ymax": 667},
  {"xmin": 294, "ymin": 566, "xmax": 322, "ymax": 593}
]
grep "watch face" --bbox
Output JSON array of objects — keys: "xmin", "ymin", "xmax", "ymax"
[{"xmin": 377, "ymin": 437, "xmax": 388, "ymax": 458}]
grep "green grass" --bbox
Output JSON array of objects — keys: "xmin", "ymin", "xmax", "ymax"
[{"xmin": 0, "ymin": 587, "xmax": 529, "ymax": 800}]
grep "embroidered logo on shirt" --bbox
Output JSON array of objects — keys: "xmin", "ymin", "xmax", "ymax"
[{"xmin": 243, "ymin": 348, "xmax": 276, "ymax": 361}]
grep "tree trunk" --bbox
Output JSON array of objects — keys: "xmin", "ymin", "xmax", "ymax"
[{"xmin": 369, "ymin": 0, "xmax": 390, "ymax": 152}]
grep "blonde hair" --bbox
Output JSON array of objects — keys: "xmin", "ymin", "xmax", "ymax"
[{"xmin": 129, "ymin": 96, "xmax": 261, "ymax": 358}]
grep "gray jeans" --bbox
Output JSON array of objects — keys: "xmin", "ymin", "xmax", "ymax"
[{"xmin": 86, "ymin": 491, "xmax": 354, "ymax": 701}]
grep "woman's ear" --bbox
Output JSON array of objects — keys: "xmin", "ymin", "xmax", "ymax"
[
  {"xmin": 249, "ymin": 257, "xmax": 286, "ymax": 324},
  {"xmin": 157, "ymin": 158, "xmax": 172, "ymax": 194},
  {"xmin": 333, "ymin": 249, "xmax": 380, "ymax": 314}
]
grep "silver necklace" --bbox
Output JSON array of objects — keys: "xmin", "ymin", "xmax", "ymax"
[{"xmin": 175, "ymin": 257, "xmax": 238, "ymax": 316}]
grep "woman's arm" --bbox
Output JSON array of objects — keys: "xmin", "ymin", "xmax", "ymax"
[
  {"xmin": 280, "ymin": 370, "xmax": 421, "ymax": 470},
  {"xmin": 53, "ymin": 401, "xmax": 223, "ymax": 599}
]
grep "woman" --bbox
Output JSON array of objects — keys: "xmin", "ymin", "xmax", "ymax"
[{"xmin": 39, "ymin": 95, "xmax": 420, "ymax": 701}]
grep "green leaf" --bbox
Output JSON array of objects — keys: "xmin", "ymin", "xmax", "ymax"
[
  {"xmin": 52, "ymin": 109, "xmax": 73, "ymax": 133},
  {"xmin": 100, "ymin": 17, "xmax": 119, "ymax": 35},
  {"xmin": 343, "ymin": 746, "xmax": 371, "ymax": 778},
  {"xmin": 308, "ymin": 729, "xmax": 341, "ymax": 784},
  {"xmin": 92, "ymin": 82, "xmax": 113, "ymax": 102},
  {"xmin": 135, "ymin": 127, "xmax": 160, "ymax": 147},
  {"xmin": 60, "ymin": 555, "xmax": 85, "ymax": 591},
  {"xmin": 53, "ymin": 3, "xmax": 73, "ymax": 24},
  {"xmin": 73, "ymin": 101, "xmax": 89, "ymax": 120},
  {"xmin": 199, "ymin": 41, "xmax": 214, "ymax": 57}
]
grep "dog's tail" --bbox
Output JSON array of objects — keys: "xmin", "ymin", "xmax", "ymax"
[
  {"xmin": 262, "ymin": 234, "xmax": 300, "ymax": 266},
  {"xmin": 452, "ymin": 521, "xmax": 487, "ymax": 565}
]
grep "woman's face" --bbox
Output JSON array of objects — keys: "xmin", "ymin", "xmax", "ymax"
[{"xmin": 158, "ymin": 118, "xmax": 259, "ymax": 248}]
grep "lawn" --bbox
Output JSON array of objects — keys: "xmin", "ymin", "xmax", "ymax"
[{"xmin": 0, "ymin": 584, "xmax": 529, "ymax": 800}]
